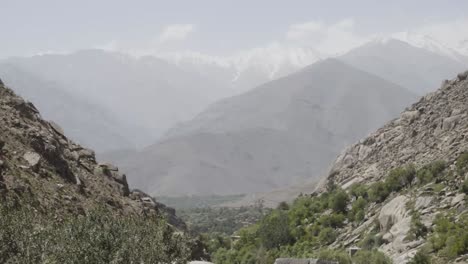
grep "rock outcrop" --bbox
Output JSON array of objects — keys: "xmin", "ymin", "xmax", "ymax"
[
  {"xmin": 0, "ymin": 80, "xmax": 185, "ymax": 229},
  {"xmin": 323, "ymin": 70, "xmax": 468, "ymax": 190},
  {"xmin": 316, "ymin": 70, "xmax": 468, "ymax": 263}
]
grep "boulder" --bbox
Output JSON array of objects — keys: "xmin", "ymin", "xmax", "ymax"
[
  {"xmin": 401, "ymin": 110, "xmax": 420, "ymax": 124},
  {"xmin": 451, "ymin": 193, "xmax": 465, "ymax": 207},
  {"xmin": 23, "ymin": 151, "xmax": 41, "ymax": 169},
  {"xmin": 99, "ymin": 163, "xmax": 119, "ymax": 172},
  {"xmin": 49, "ymin": 121, "xmax": 66, "ymax": 138},
  {"xmin": 457, "ymin": 70, "xmax": 468, "ymax": 81},
  {"xmin": 379, "ymin": 195, "xmax": 409, "ymax": 233},
  {"xmin": 442, "ymin": 115, "xmax": 461, "ymax": 131}
]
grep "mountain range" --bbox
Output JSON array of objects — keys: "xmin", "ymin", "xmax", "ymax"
[
  {"xmin": 114, "ymin": 58, "xmax": 417, "ymax": 195},
  {"xmin": 2, "ymin": 35, "xmax": 468, "ymax": 197}
]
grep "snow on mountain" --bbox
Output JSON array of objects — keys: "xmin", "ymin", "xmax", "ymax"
[
  {"xmin": 391, "ymin": 31, "xmax": 468, "ymax": 63},
  {"xmin": 155, "ymin": 44, "xmax": 324, "ymax": 94}
]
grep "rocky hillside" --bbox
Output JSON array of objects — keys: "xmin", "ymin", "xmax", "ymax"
[
  {"xmin": 324, "ymin": 71, "xmax": 468, "ymax": 191},
  {"xmin": 115, "ymin": 59, "xmax": 417, "ymax": 196},
  {"xmin": 317, "ymin": 70, "xmax": 468, "ymax": 263},
  {"xmin": 208, "ymin": 71, "xmax": 468, "ymax": 264},
  {"xmin": 0, "ymin": 79, "xmax": 196, "ymax": 263}
]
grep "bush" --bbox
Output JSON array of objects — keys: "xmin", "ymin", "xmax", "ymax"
[
  {"xmin": 257, "ymin": 211, "xmax": 293, "ymax": 249},
  {"xmin": 352, "ymin": 250, "xmax": 392, "ymax": 264},
  {"xmin": 328, "ymin": 189, "xmax": 349, "ymax": 213},
  {"xmin": 359, "ymin": 232, "xmax": 384, "ymax": 250},
  {"xmin": 317, "ymin": 249, "xmax": 352, "ymax": 264},
  {"xmin": 0, "ymin": 203, "xmax": 190, "ymax": 264},
  {"xmin": 349, "ymin": 183, "xmax": 368, "ymax": 199},
  {"xmin": 386, "ymin": 165, "xmax": 416, "ymax": 192},
  {"xmin": 369, "ymin": 182, "xmax": 390, "ymax": 203},
  {"xmin": 461, "ymin": 178, "xmax": 468, "ymax": 194},
  {"xmin": 318, "ymin": 227, "xmax": 337, "ymax": 245},
  {"xmin": 408, "ymin": 250, "xmax": 431, "ymax": 264},
  {"xmin": 277, "ymin": 201, "xmax": 290, "ymax": 210},
  {"xmin": 429, "ymin": 213, "xmax": 468, "ymax": 259},
  {"xmin": 406, "ymin": 211, "xmax": 428, "ymax": 241},
  {"xmin": 349, "ymin": 197, "xmax": 367, "ymax": 222},
  {"xmin": 457, "ymin": 153, "xmax": 468, "ymax": 175},
  {"xmin": 416, "ymin": 160, "xmax": 447, "ymax": 185},
  {"xmin": 318, "ymin": 213, "xmax": 346, "ymax": 228}
]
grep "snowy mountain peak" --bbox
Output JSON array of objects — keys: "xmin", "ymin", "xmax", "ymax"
[{"xmin": 392, "ymin": 31, "xmax": 465, "ymax": 61}]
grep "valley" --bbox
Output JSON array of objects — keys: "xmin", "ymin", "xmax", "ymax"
[{"xmin": 1, "ymin": 3, "xmax": 468, "ymax": 263}]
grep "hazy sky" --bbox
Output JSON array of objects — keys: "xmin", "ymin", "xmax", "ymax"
[{"xmin": 2, "ymin": 0, "xmax": 468, "ymax": 59}]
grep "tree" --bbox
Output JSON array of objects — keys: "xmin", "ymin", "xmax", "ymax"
[
  {"xmin": 329, "ymin": 189, "xmax": 349, "ymax": 213},
  {"xmin": 408, "ymin": 250, "xmax": 431, "ymax": 264},
  {"xmin": 257, "ymin": 211, "xmax": 293, "ymax": 249}
]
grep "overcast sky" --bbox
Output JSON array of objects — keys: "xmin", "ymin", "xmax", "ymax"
[{"xmin": 2, "ymin": 0, "xmax": 468, "ymax": 59}]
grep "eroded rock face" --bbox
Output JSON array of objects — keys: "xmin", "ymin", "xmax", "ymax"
[
  {"xmin": 317, "ymin": 70, "xmax": 468, "ymax": 264},
  {"xmin": 322, "ymin": 71, "xmax": 468, "ymax": 190},
  {"xmin": 0, "ymin": 80, "xmax": 184, "ymax": 226}
]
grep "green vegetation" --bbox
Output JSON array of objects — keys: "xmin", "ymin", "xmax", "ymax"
[
  {"xmin": 0, "ymin": 201, "xmax": 190, "ymax": 264},
  {"xmin": 428, "ymin": 213, "xmax": 468, "ymax": 260},
  {"xmin": 359, "ymin": 232, "xmax": 384, "ymax": 250},
  {"xmin": 416, "ymin": 160, "xmax": 446, "ymax": 185},
  {"xmin": 462, "ymin": 178, "xmax": 468, "ymax": 194},
  {"xmin": 352, "ymin": 250, "xmax": 392, "ymax": 264},
  {"xmin": 408, "ymin": 250, "xmax": 431, "ymax": 264},
  {"xmin": 156, "ymin": 194, "xmax": 245, "ymax": 209},
  {"xmin": 406, "ymin": 210, "xmax": 428, "ymax": 241},
  {"xmin": 177, "ymin": 206, "xmax": 270, "ymax": 235},
  {"xmin": 456, "ymin": 152, "xmax": 468, "ymax": 175},
  {"xmin": 194, "ymin": 156, "xmax": 468, "ymax": 263}
]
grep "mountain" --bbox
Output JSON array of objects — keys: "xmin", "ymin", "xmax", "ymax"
[
  {"xmin": 114, "ymin": 59, "xmax": 417, "ymax": 196},
  {"xmin": 0, "ymin": 78, "xmax": 199, "ymax": 262},
  {"xmin": 2, "ymin": 50, "xmax": 230, "ymax": 147},
  {"xmin": 340, "ymin": 38, "xmax": 468, "ymax": 95},
  {"xmin": 214, "ymin": 70, "xmax": 468, "ymax": 264},
  {"xmin": 162, "ymin": 45, "xmax": 324, "ymax": 94},
  {"xmin": 0, "ymin": 63, "xmax": 139, "ymax": 152}
]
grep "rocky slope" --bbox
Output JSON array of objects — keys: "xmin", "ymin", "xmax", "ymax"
[
  {"xmin": 116, "ymin": 59, "xmax": 417, "ymax": 196},
  {"xmin": 0, "ymin": 77, "xmax": 184, "ymax": 229},
  {"xmin": 316, "ymin": 70, "xmax": 468, "ymax": 263}
]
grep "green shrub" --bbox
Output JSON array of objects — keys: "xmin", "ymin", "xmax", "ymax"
[
  {"xmin": 461, "ymin": 178, "xmax": 468, "ymax": 194},
  {"xmin": 408, "ymin": 250, "xmax": 431, "ymax": 264},
  {"xmin": 359, "ymin": 232, "xmax": 384, "ymax": 250},
  {"xmin": 369, "ymin": 182, "xmax": 390, "ymax": 203},
  {"xmin": 349, "ymin": 197, "xmax": 367, "ymax": 222},
  {"xmin": 429, "ymin": 213, "xmax": 468, "ymax": 259},
  {"xmin": 328, "ymin": 189, "xmax": 349, "ymax": 213},
  {"xmin": 416, "ymin": 160, "xmax": 447, "ymax": 185},
  {"xmin": 406, "ymin": 211, "xmax": 428, "ymax": 241},
  {"xmin": 257, "ymin": 211, "xmax": 293, "ymax": 249},
  {"xmin": 317, "ymin": 249, "xmax": 352, "ymax": 264},
  {"xmin": 386, "ymin": 165, "xmax": 416, "ymax": 192},
  {"xmin": 277, "ymin": 201, "xmax": 290, "ymax": 210},
  {"xmin": 0, "ymin": 203, "xmax": 190, "ymax": 264},
  {"xmin": 457, "ymin": 152, "xmax": 468, "ymax": 175},
  {"xmin": 318, "ymin": 227, "xmax": 337, "ymax": 245},
  {"xmin": 318, "ymin": 213, "xmax": 346, "ymax": 228},
  {"xmin": 349, "ymin": 183, "xmax": 369, "ymax": 199},
  {"xmin": 352, "ymin": 250, "xmax": 392, "ymax": 264}
]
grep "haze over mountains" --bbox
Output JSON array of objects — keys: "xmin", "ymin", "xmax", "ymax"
[
  {"xmin": 117, "ymin": 58, "xmax": 417, "ymax": 195},
  {"xmin": 1, "ymin": 35, "xmax": 467, "ymax": 197},
  {"xmin": 340, "ymin": 38, "xmax": 468, "ymax": 94}
]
